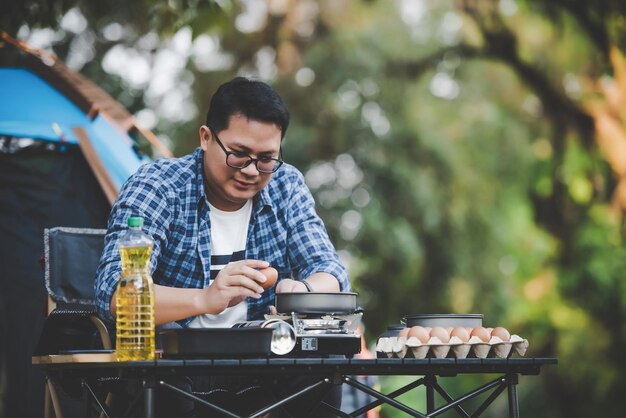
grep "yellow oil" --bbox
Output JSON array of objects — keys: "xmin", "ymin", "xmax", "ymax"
[
  {"xmin": 116, "ymin": 245, "xmax": 155, "ymax": 361},
  {"xmin": 119, "ymin": 245, "xmax": 152, "ymax": 271}
]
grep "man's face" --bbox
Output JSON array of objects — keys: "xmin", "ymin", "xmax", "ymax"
[{"xmin": 200, "ymin": 114, "xmax": 282, "ymax": 211}]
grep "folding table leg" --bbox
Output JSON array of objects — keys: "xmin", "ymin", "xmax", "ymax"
[
  {"xmin": 425, "ymin": 374, "xmax": 436, "ymax": 413},
  {"xmin": 506, "ymin": 373, "xmax": 519, "ymax": 418},
  {"xmin": 143, "ymin": 379, "xmax": 156, "ymax": 418}
]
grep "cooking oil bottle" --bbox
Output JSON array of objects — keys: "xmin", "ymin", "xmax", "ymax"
[{"xmin": 116, "ymin": 216, "xmax": 155, "ymax": 361}]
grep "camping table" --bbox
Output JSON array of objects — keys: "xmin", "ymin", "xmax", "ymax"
[{"xmin": 33, "ymin": 354, "xmax": 557, "ymax": 418}]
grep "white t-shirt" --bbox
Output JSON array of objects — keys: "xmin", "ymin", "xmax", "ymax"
[{"xmin": 188, "ymin": 199, "xmax": 252, "ymax": 328}]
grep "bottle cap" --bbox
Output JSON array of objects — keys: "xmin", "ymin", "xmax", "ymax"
[{"xmin": 127, "ymin": 216, "xmax": 144, "ymax": 227}]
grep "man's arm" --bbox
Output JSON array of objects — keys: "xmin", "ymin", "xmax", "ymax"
[
  {"xmin": 109, "ymin": 285, "xmax": 207, "ymax": 325},
  {"xmin": 94, "ymin": 176, "xmax": 172, "ymax": 324},
  {"xmin": 109, "ymin": 259, "xmax": 272, "ymax": 325},
  {"xmin": 284, "ymin": 170, "xmax": 351, "ymax": 291}
]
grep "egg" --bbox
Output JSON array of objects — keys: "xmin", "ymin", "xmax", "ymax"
[
  {"xmin": 398, "ymin": 327, "xmax": 410, "ymax": 338},
  {"xmin": 470, "ymin": 327, "xmax": 491, "ymax": 342},
  {"xmin": 450, "ymin": 326, "xmax": 470, "ymax": 342},
  {"xmin": 491, "ymin": 327, "xmax": 510, "ymax": 342},
  {"xmin": 407, "ymin": 326, "xmax": 430, "ymax": 343},
  {"xmin": 429, "ymin": 326, "xmax": 450, "ymax": 343},
  {"xmin": 259, "ymin": 267, "xmax": 278, "ymax": 289}
]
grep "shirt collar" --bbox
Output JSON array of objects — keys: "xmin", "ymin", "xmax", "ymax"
[
  {"xmin": 194, "ymin": 147, "xmax": 208, "ymax": 208},
  {"xmin": 254, "ymin": 181, "xmax": 273, "ymax": 214}
]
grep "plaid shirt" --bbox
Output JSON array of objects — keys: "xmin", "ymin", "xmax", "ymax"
[{"xmin": 95, "ymin": 148, "xmax": 350, "ymax": 325}]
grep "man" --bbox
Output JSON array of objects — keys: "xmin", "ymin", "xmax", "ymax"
[{"xmin": 95, "ymin": 77, "xmax": 350, "ymax": 416}]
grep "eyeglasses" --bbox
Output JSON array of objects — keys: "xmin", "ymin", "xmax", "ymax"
[{"xmin": 208, "ymin": 126, "xmax": 283, "ymax": 174}]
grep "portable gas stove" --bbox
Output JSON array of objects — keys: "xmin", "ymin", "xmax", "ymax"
[
  {"xmin": 262, "ymin": 292, "xmax": 361, "ymax": 356},
  {"xmin": 265, "ymin": 311, "xmax": 363, "ymax": 356}
]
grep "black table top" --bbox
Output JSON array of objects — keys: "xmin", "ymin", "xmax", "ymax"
[{"xmin": 35, "ymin": 355, "xmax": 558, "ymax": 379}]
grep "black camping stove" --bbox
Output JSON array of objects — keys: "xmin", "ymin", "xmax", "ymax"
[{"xmin": 266, "ymin": 311, "xmax": 363, "ymax": 356}]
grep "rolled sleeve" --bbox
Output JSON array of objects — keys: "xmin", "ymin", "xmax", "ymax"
[
  {"xmin": 94, "ymin": 175, "xmax": 171, "ymax": 324},
  {"xmin": 286, "ymin": 172, "xmax": 350, "ymax": 291}
]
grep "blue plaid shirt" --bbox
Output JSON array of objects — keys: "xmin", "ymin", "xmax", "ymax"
[{"xmin": 95, "ymin": 147, "xmax": 350, "ymax": 325}]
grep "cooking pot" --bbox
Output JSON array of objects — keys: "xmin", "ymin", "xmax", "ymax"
[
  {"xmin": 403, "ymin": 313, "xmax": 483, "ymax": 328},
  {"xmin": 275, "ymin": 292, "xmax": 358, "ymax": 314}
]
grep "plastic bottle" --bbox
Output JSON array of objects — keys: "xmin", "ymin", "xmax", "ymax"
[{"xmin": 115, "ymin": 216, "xmax": 155, "ymax": 361}]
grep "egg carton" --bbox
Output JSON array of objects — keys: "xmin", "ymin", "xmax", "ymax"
[{"xmin": 375, "ymin": 335, "xmax": 529, "ymax": 359}]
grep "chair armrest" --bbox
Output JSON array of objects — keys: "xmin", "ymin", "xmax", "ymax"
[{"xmin": 89, "ymin": 315, "xmax": 112, "ymax": 349}]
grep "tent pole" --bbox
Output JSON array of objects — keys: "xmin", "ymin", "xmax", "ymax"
[{"xmin": 74, "ymin": 127, "xmax": 118, "ymax": 206}]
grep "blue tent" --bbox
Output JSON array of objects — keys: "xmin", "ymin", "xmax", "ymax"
[
  {"xmin": 0, "ymin": 67, "xmax": 149, "ymax": 195},
  {"xmin": 0, "ymin": 34, "xmax": 170, "ymax": 418}
]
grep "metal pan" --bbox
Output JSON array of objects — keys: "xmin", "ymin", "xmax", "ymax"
[{"xmin": 275, "ymin": 292, "xmax": 358, "ymax": 314}]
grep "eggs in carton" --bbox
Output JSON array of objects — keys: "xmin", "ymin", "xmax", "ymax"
[{"xmin": 376, "ymin": 325, "xmax": 529, "ymax": 359}]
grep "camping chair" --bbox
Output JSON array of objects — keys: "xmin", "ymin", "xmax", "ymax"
[{"xmin": 35, "ymin": 227, "xmax": 112, "ymax": 418}]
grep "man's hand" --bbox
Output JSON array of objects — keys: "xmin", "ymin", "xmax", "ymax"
[
  {"xmin": 275, "ymin": 278, "xmax": 309, "ymax": 293},
  {"xmin": 201, "ymin": 259, "xmax": 270, "ymax": 314},
  {"xmin": 268, "ymin": 279, "xmax": 309, "ymax": 315},
  {"xmin": 275, "ymin": 273, "xmax": 339, "ymax": 294}
]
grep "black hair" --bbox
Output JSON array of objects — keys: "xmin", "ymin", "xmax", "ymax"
[{"xmin": 205, "ymin": 77, "xmax": 290, "ymax": 139}]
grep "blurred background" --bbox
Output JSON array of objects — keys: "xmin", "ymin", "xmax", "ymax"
[{"xmin": 3, "ymin": 0, "xmax": 626, "ymax": 416}]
